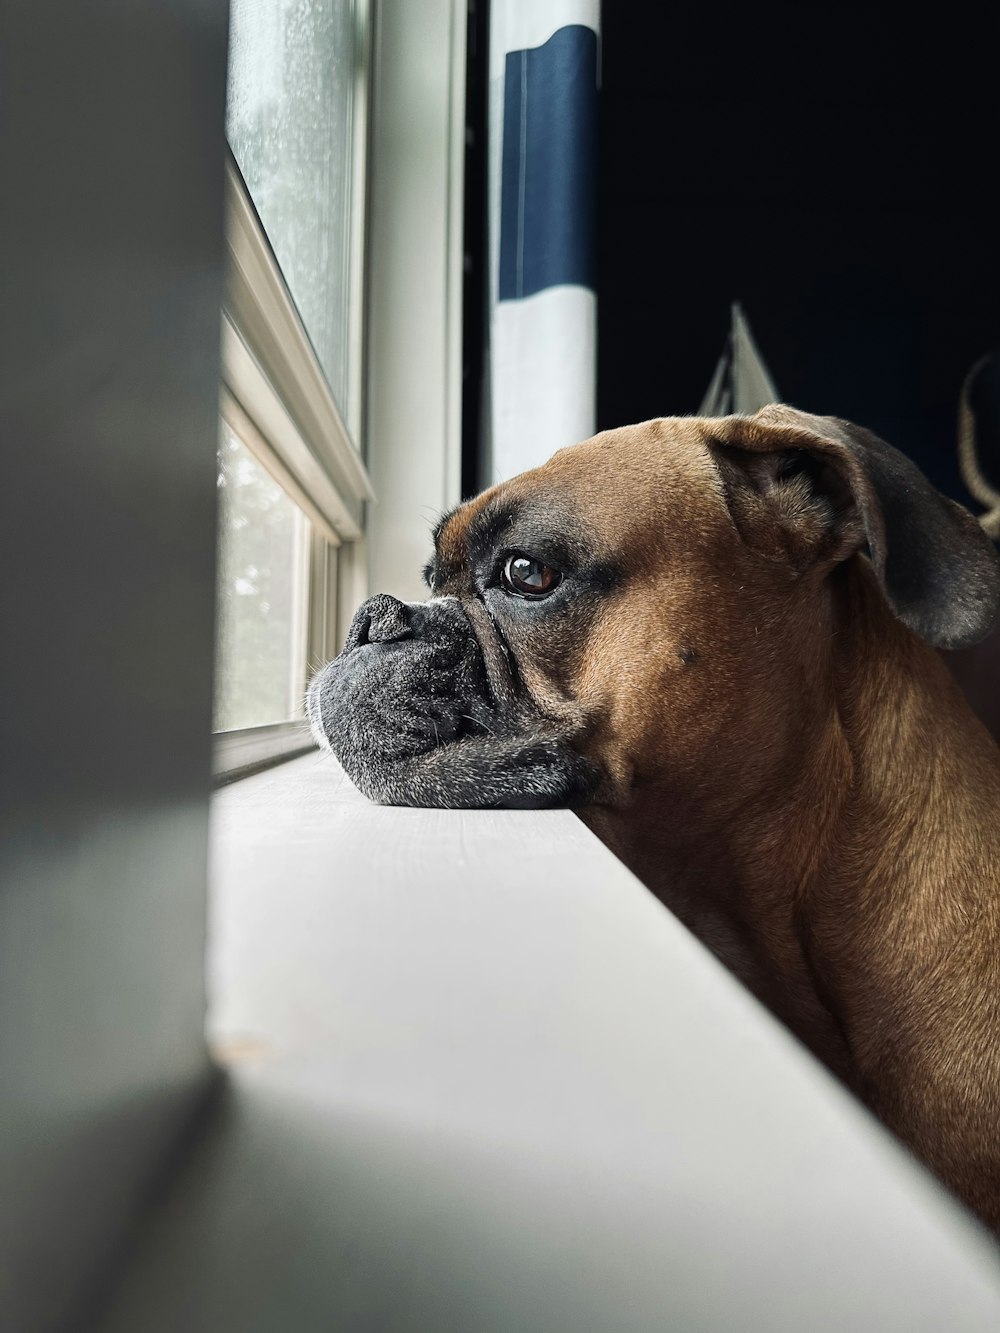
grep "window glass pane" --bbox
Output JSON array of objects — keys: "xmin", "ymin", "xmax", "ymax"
[
  {"xmin": 226, "ymin": 0, "xmax": 356, "ymax": 417},
  {"xmin": 214, "ymin": 422, "xmax": 309, "ymax": 731}
]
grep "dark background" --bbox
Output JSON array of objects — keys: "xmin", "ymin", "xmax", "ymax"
[{"xmin": 596, "ymin": 3, "xmax": 997, "ymax": 504}]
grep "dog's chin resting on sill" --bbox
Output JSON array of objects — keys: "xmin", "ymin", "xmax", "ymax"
[{"xmin": 309, "ymin": 404, "xmax": 1000, "ymax": 1235}]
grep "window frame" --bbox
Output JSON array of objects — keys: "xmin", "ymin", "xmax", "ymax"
[{"xmin": 214, "ymin": 0, "xmax": 375, "ymax": 782}]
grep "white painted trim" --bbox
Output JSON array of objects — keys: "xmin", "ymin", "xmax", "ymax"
[
  {"xmin": 336, "ymin": 534, "xmax": 368, "ymax": 653},
  {"xmin": 346, "ymin": 0, "xmax": 373, "ymax": 447},
  {"xmin": 213, "ymin": 721, "xmax": 315, "ymax": 784},
  {"xmin": 220, "ymin": 331, "xmax": 359, "ymax": 543},
  {"xmin": 287, "ymin": 513, "xmax": 312, "ymax": 720},
  {"xmin": 307, "ymin": 532, "xmax": 338, "ymax": 672},
  {"xmin": 223, "ymin": 157, "xmax": 375, "ymax": 510},
  {"xmin": 365, "ymin": 0, "xmax": 467, "ymax": 604},
  {"xmin": 216, "ymin": 21, "xmax": 375, "ymax": 754},
  {"xmin": 443, "ymin": 0, "xmax": 466, "ymax": 514}
]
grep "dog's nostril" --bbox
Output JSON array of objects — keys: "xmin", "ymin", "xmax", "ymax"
[
  {"xmin": 356, "ymin": 594, "xmax": 412, "ymax": 646},
  {"xmin": 350, "ymin": 611, "xmax": 372, "ymax": 647}
]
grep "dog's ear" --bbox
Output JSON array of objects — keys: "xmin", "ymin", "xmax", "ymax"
[{"xmin": 707, "ymin": 403, "xmax": 1000, "ymax": 650}]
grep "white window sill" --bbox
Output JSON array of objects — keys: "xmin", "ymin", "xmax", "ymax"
[
  {"xmin": 98, "ymin": 753, "xmax": 1000, "ymax": 1330},
  {"xmin": 212, "ymin": 721, "xmax": 315, "ymax": 785}
]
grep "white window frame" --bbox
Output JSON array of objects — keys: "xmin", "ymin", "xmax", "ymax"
[
  {"xmin": 214, "ymin": 0, "xmax": 469, "ymax": 782},
  {"xmin": 364, "ymin": 0, "xmax": 467, "ymax": 603},
  {"xmin": 214, "ymin": 0, "xmax": 375, "ymax": 783}
]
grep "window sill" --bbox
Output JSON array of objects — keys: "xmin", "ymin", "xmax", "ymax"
[
  {"xmin": 98, "ymin": 753, "xmax": 1000, "ymax": 1330},
  {"xmin": 212, "ymin": 721, "xmax": 315, "ymax": 785}
]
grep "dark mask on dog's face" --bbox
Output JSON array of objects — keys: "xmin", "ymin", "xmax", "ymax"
[
  {"xmin": 308, "ymin": 408, "xmax": 1000, "ymax": 811},
  {"xmin": 305, "ymin": 496, "xmax": 613, "ymax": 809}
]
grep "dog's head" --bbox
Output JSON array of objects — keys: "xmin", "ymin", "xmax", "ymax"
[{"xmin": 308, "ymin": 406, "xmax": 1000, "ymax": 809}]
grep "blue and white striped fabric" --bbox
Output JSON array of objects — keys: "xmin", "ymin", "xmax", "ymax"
[{"xmin": 486, "ymin": 0, "xmax": 600, "ymax": 483}]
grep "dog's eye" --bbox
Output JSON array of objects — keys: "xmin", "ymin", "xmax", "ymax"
[{"xmin": 501, "ymin": 554, "xmax": 562, "ymax": 598}]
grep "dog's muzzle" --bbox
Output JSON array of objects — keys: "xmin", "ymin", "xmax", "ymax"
[
  {"xmin": 307, "ymin": 593, "xmax": 495, "ymax": 780},
  {"xmin": 309, "ymin": 592, "xmax": 601, "ymax": 809}
]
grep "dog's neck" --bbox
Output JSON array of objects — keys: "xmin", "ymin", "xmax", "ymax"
[{"xmin": 583, "ymin": 558, "xmax": 1000, "ymax": 1093}]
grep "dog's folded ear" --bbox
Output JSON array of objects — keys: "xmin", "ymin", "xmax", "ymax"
[{"xmin": 707, "ymin": 403, "xmax": 1000, "ymax": 650}]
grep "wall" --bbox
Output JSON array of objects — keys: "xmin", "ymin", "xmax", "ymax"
[
  {"xmin": 0, "ymin": 2, "xmax": 229, "ymax": 1326},
  {"xmin": 597, "ymin": 4, "xmax": 999, "ymax": 503}
]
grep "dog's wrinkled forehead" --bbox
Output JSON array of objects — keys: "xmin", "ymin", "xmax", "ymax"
[{"xmin": 432, "ymin": 418, "xmax": 723, "ymax": 582}]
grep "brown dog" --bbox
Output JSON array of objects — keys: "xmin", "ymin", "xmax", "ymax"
[{"xmin": 309, "ymin": 405, "xmax": 1000, "ymax": 1230}]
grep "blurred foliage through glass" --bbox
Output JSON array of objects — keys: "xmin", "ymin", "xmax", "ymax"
[{"xmin": 214, "ymin": 423, "xmax": 308, "ymax": 731}]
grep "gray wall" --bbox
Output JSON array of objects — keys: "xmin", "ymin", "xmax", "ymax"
[{"xmin": 0, "ymin": 2, "xmax": 230, "ymax": 1327}]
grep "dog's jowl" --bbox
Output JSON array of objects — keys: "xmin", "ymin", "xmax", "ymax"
[{"xmin": 309, "ymin": 405, "xmax": 1000, "ymax": 1232}]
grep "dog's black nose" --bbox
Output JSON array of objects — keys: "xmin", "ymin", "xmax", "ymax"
[{"xmin": 348, "ymin": 594, "xmax": 412, "ymax": 648}]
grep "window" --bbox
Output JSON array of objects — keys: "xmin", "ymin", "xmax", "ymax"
[
  {"xmin": 214, "ymin": 0, "xmax": 374, "ymax": 780},
  {"xmin": 214, "ymin": 422, "xmax": 310, "ymax": 733}
]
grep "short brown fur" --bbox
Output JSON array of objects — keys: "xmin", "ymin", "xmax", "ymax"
[{"xmin": 439, "ymin": 413, "xmax": 1000, "ymax": 1229}]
